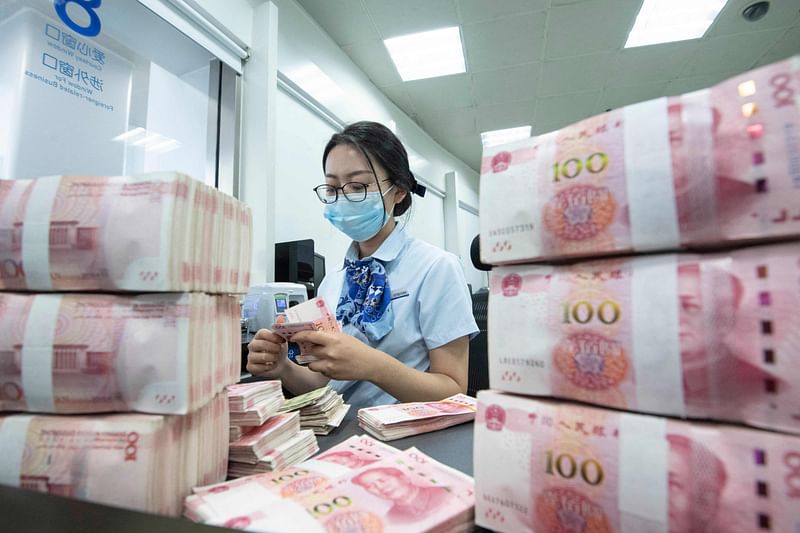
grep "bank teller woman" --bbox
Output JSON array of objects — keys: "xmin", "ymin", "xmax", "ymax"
[{"xmin": 247, "ymin": 121, "xmax": 478, "ymax": 407}]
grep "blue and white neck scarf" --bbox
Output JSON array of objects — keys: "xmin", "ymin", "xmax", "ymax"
[{"xmin": 336, "ymin": 257, "xmax": 394, "ymax": 342}]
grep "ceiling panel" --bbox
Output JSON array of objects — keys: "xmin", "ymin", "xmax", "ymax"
[
  {"xmin": 475, "ymin": 100, "xmax": 536, "ymax": 132},
  {"xmin": 456, "ymin": 0, "xmax": 547, "ymax": 24},
  {"xmin": 533, "ymin": 120, "xmax": 572, "ymax": 136},
  {"xmin": 379, "ymin": 84, "xmax": 417, "ymax": 116},
  {"xmin": 471, "ymin": 63, "xmax": 541, "ymax": 106},
  {"xmin": 341, "ymin": 40, "xmax": 402, "ymax": 87},
  {"xmin": 662, "ymin": 71, "xmax": 741, "ymax": 97},
  {"xmin": 296, "ymin": 0, "xmax": 800, "ymax": 172},
  {"xmin": 416, "ymin": 107, "xmax": 477, "ymax": 141},
  {"xmin": 538, "ymin": 53, "xmax": 616, "ymax": 97},
  {"xmin": 462, "ymin": 11, "xmax": 547, "ymax": 72},
  {"xmin": 296, "ymin": 0, "xmax": 378, "ymax": 47},
  {"xmin": 533, "ymin": 90, "xmax": 600, "ymax": 128},
  {"xmin": 550, "ymin": 0, "xmax": 599, "ymax": 5},
  {"xmin": 606, "ymin": 41, "xmax": 700, "ymax": 86},
  {"xmin": 682, "ymin": 27, "xmax": 788, "ymax": 77},
  {"xmin": 707, "ymin": 0, "xmax": 800, "ymax": 37},
  {"xmin": 440, "ymin": 133, "xmax": 484, "ymax": 172},
  {"xmin": 758, "ymin": 25, "xmax": 800, "ymax": 65},
  {"xmin": 403, "ymin": 73, "xmax": 475, "ymax": 114},
  {"xmin": 544, "ymin": 0, "xmax": 638, "ymax": 59},
  {"xmin": 363, "ymin": 0, "xmax": 459, "ymax": 38},
  {"xmin": 596, "ymin": 81, "xmax": 668, "ymax": 112}
]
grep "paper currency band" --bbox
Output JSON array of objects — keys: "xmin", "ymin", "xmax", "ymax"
[
  {"xmin": 623, "ymin": 98, "xmax": 681, "ymax": 250},
  {"xmin": 631, "ymin": 255, "xmax": 686, "ymax": 416},
  {"xmin": 21, "ymin": 294, "xmax": 62, "ymax": 413},
  {"xmin": 618, "ymin": 413, "xmax": 669, "ymax": 532},
  {"xmin": 21, "ymin": 175, "xmax": 61, "ymax": 291},
  {"xmin": 0, "ymin": 416, "xmax": 33, "ymax": 487}
]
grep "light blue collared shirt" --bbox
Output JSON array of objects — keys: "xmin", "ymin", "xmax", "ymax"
[{"xmin": 317, "ymin": 225, "xmax": 479, "ymax": 408}]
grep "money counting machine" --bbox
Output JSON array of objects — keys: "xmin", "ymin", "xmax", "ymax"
[{"xmin": 240, "ymin": 282, "xmax": 307, "ymax": 374}]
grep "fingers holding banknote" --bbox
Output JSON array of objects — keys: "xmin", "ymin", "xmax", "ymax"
[
  {"xmin": 293, "ymin": 330, "xmax": 387, "ymax": 381},
  {"xmin": 247, "ymin": 329, "xmax": 288, "ymax": 377}
]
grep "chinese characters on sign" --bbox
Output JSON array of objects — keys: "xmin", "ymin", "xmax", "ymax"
[{"xmin": 43, "ymin": 23, "xmax": 105, "ymax": 94}]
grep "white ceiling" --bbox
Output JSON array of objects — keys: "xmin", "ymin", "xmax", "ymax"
[{"xmin": 296, "ymin": 0, "xmax": 800, "ymax": 172}]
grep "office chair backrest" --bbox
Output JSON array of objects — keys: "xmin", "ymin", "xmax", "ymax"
[{"xmin": 468, "ymin": 290, "xmax": 489, "ymax": 397}]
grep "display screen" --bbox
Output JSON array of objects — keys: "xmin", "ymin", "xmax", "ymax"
[{"xmin": 275, "ymin": 296, "xmax": 287, "ymax": 313}]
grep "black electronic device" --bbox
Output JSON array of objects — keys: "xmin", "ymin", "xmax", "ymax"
[
  {"xmin": 274, "ymin": 239, "xmax": 325, "ymax": 299},
  {"xmin": 313, "ymin": 252, "xmax": 326, "ymax": 294}
]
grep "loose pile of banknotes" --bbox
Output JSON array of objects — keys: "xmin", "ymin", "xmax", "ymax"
[
  {"xmin": 358, "ymin": 393, "xmax": 476, "ymax": 441},
  {"xmin": 0, "ymin": 172, "xmax": 251, "ymax": 516},
  {"xmin": 277, "ymin": 385, "xmax": 350, "ymax": 435},
  {"xmin": 185, "ymin": 434, "xmax": 475, "ymax": 532},
  {"xmin": 226, "ymin": 381, "xmax": 320, "ymax": 477},
  {"xmin": 476, "ymin": 56, "xmax": 800, "ymax": 532}
]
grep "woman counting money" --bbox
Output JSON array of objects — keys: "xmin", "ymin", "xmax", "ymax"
[{"xmin": 247, "ymin": 122, "xmax": 478, "ymax": 407}]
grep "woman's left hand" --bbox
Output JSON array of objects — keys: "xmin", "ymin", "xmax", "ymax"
[{"xmin": 290, "ymin": 330, "xmax": 388, "ymax": 381}]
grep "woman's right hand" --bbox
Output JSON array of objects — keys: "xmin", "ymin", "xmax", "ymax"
[{"xmin": 246, "ymin": 329, "xmax": 288, "ymax": 378}]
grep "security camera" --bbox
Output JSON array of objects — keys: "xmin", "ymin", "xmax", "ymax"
[{"xmin": 742, "ymin": 1, "xmax": 770, "ymax": 22}]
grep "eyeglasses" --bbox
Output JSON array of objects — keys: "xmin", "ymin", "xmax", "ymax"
[{"xmin": 313, "ymin": 180, "xmax": 392, "ymax": 204}]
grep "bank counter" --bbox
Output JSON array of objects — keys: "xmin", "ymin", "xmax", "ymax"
[{"xmin": 0, "ymin": 408, "xmax": 477, "ymax": 532}]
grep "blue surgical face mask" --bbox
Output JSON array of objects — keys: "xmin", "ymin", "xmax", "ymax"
[{"xmin": 324, "ymin": 186, "xmax": 395, "ymax": 242}]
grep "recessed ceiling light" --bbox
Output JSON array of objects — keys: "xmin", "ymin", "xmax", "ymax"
[
  {"xmin": 480, "ymin": 126, "xmax": 531, "ymax": 148},
  {"xmin": 625, "ymin": 0, "xmax": 728, "ymax": 48},
  {"xmin": 384, "ymin": 26, "xmax": 466, "ymax": 82}
]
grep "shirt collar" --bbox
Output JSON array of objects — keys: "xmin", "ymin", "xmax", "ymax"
[{"xmin": 344, "ymin": 224, "xmax": 409, "ymax": 263}]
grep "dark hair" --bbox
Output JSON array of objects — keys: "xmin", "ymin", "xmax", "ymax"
[{"xmin": 322, "ymin": 121, "xmax": 425, "ymax": 217}]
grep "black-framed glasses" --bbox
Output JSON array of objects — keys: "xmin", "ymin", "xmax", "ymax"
[{"xmin": 313, "ymin": 180, "xmax": 391, "ymax": 204}]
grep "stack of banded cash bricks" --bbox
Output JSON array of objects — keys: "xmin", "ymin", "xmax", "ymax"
[
  {"xmin": 0, "ymin": 172, "xmax": 252, "ymax": 516},
  {"xmin": 474, "ymin": 56, "xmax": 800, "ymax": 532}
]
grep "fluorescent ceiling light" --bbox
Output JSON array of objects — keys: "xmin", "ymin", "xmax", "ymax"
[
  {"xmin": 384, "ymin": 26, "xmax": 466, "ymax": 82},
  {"xmin": 481, "ymin": 126, "xmax": 531, "ymax": 148},
  {"xmin": 625, "ymin": 0, "xmax": 727, "ymax": 48}
]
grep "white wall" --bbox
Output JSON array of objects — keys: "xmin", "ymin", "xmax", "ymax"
[
  {"xmin": 270, "ymin": 0, "xmax": 479, "ymax": 200},
  {"xmin": 458, "ymin": 208, "xmax": 488, "ymax": 291},
  {"xmin": 269, "ymin": 0, "xmax": 480, "ymax": 283},
  {"xmin": 402, "ymin": 193, "xmax": 446, "ymax": 250},
  {"xmin": 190, "ymin": 0, "xmax": 257, "ymax": 48},
  {"xmin": 240, "ymin": 1, "xmax": 278, "ymax": 284},
  {"xmin": 191, "ymin": 0, "xmax": 484, "ymax": 285},
  {"xmin": 273, "ymin": 87, "xmax": 351, "ymax": 267}
]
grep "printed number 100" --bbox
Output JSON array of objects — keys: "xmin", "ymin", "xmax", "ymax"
[
  {"xmin": 553, "ymin": 153, "xmax": 608, "ymax": 183},
  {"xmin": 563, "ymin": 301, "xmax": 621, "ymax": 325},
  {"xmin": 545, "ymin": 451, "xmax": 604, "ymax": 486}
]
